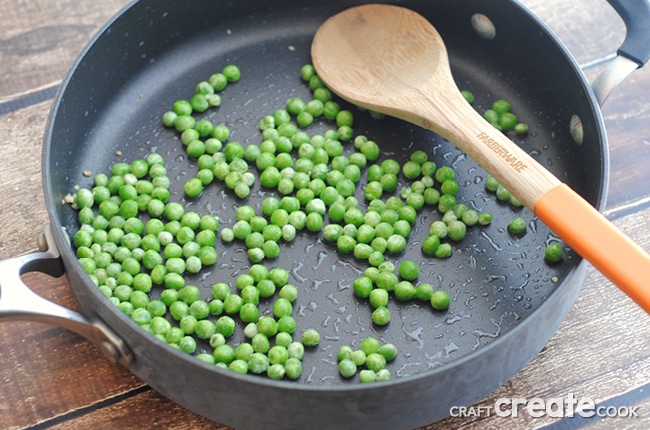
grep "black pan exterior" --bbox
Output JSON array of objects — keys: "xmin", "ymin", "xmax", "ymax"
[{"xmin": 42, "ymin": 1, "xmax": 608, "ymax": 428}]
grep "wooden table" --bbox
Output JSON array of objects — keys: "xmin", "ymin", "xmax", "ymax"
[{"xmin": 1, "ymin": 1, "xmax": 649, "ymax": 429}]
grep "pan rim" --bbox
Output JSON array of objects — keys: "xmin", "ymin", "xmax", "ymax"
[
  {"xmin": 39, "ymin": 0, "xmax": 610, "ymax": 424},
  {"xmin": 41, "ymin": 0, "xmax": 608, "ymax": 386}
]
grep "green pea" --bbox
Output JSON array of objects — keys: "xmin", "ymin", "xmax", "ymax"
[
  {"xmin": 195, "ymin": 320, "xmax": 216, "ymax": 340},
  {"xmin": 279, "ymin": 284, "xmax": 298, "ymax": 302},
  {"xmin": 435, "ymin": 166, "xmax": 455, "ymax": 183},
  {"xmin": 284, "ymin": 357, "xmax": 302, "ymax": 380},
  {"xmin": 435, "ymin": 243, "xmax": 453, "ymax": 259},
  {"xmin": 438, "ymin": 194, "xmax": 457, "ymax": 213},
  {"xmin": 378, "ymin": 343, "xmax": 398, "ymax": 362},
  {"xmin": 499, "ymin": 112, "xmax": 518, "ymax": 131},
  {"xmin": 447, "ymin": 220, "xmax": 467, "ymax": 242},
  {"xmin": 339, "ymin": 359, "xmax": 358, "ymax": 378},
  {"xmin": 545, "ymin": 242, "xmax": 564, "ymax": 262},
  {"xmin": 213, "ymin": 344, "xmax": 235, "ymax": 364},
  {"xmin": 222, "ymin": 64, "xmax": 241, "ymax": 82},
  {"xmin": 337, "ymin": 234, "xmax": 356, "ymax": 254},
  {"xmin": 353, "ymin": 276, "xmax": 373, "ymax": 299},
  {"xmin": 386, "ymin": 235, "xmax": 406, "ymax": 254},
  {"xmin": 415, "ymin": 283, "xmax": 434, "ymax": 301},
  {"xmin": 369, "ymin": 289, "xmax": 389, "ymax": 309},
  {"xmin": 286, "ymin": 97, "xmax": 306, "ymax": 115},
  {"xmin": 209, "ymin": 72, "xmax": 228, "ymax": 91},
  {"xmin": 323, "ymin": 100, "xmax": 340, "ymax": 120},
  {"xmin": 422, "ymin": 235, "xmax": 441, "ymax": 256},
  {"xmin": 514, "ymin": 123, "xmax": 529, "ymax": 135},
  {"xmin": 301, "ymin": 329, "xmax": 320, "ymax": 347},
  {"xmin": 402, "ymin": 161, "xmax": 421, "ymax": 179},
  {"xmin": 337, "ymin": 346, "xmax": 353, "ymax": 362},
  {"xmin": 508, "ymin": 217, "xmax": 527, "ymax": 236},
  {"xmin": 431, "ymin": 290, "xmax": 451, "ymax": 310},
  {"xmin": 266, "ymin": 363, "xmax": 285, "ymax": 380},
  {"xmin": 429, "ymin": 221, "xmax": 448, "ymax": 238},
  {"xmin": 365, "ymin": 352, "xmax": 387, "ymax": 372},
  {"xmin": 485, "ymin": 176, "xmax": 500, "ymax": 192},
  {"xmin": 174, "ymin": 115, "xmax": 196, "ymax": 132},
  {"xmin": 131, "ymin": 308, "xmax": 151, "ymax": 326},
  {"xmin": 492, "ymin": 99, "xmax": 511, "ymax": 114},
  {"xmin": 376, "ymin": 369, "xmax": 391, "ymax": 381},
  {"xmin": 479, "ymin": 212, "xmax": 493, "ymax": 225},
  {"xmin": 235, "ymin": 343, "xmax": 254, "ymax": 361},
  {"xmin": 215, "ymin": 316, "xmax": 236, "ymax": 337},
  {"xmin": 162, "ymin": 111, "xmax": 177, "ymax": 127},
  {"xmin": 359, "ymin": 369, "xmax": 377, "ymax": 383},
  {"xmin": 239, "ymin": 303, "xmax": 260, "ymax": 323},
  {"xmin": 229, "ymin": 360, "xmax": 248, "ymax": 375},
  {"xmin": 169, "ymin": 301, "xmax": 188, "ymax": 321},
  {"xmin": 394, "ymin": 281, "xmax": 416, "ymax": 301},
  {"xmin": 257, "ymin": 316, "xmax": 278, "ymax": 337},
  {"xmin": 496, "ymin": 185, "xmax": 511, "ymax": 202},
  {"xmin": 350, "ymin": 350, "xmax": 366, "ymax": 367},
  {"xmin": 484, "ymin": 109, "xmax": 500, "ymax": 125},
  {"xmin": 396, "ymin": 260, "xmax": 418, "ymax": 281},
  {"xmin": 360, "ymin": 140, "xmax": 380, "ymax": 161}
]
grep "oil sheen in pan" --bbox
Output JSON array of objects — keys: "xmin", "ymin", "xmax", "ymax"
[{"xmin": 64, "ymin": 33, "xmax": 577, "ymax": 386}]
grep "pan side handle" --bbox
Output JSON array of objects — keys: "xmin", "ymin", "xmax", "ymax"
[
  {"xmin": 592, "ymin": 0, "xmax": 650, "ymax": 104},
  {"xmin": 608, "ymin": 0, "xmax": 650, "ymax": 66},
  {"xmin": 0, "ymin": 225, "xmax": 133, "ymax": 366}
]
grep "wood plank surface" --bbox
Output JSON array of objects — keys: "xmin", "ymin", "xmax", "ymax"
[
  {"xmin": 0, "ymin": 0, "xmax": 130, "ymax": 100},
  {"xmin": 1, "ymin": 0, "xmax": 649, "ymax": 429}
]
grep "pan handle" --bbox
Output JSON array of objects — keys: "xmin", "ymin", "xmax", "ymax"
[
  {"xmin": 592, "ymin": 0, "xmax": 650, "ymax": 104},
  {"xmin": 608, "ymin": 0, "xmax": 650, "ymax": 66},
  {"xmin": 0, "ymin": 225, "xmax": 133, "ymax": 366}
]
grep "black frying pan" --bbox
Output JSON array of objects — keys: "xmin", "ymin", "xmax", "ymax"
[{"xmin": 1, "ymin": 0, "xmax": 648, "ymax": 429}]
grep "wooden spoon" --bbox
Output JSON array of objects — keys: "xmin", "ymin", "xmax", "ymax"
[{"xmin": 311, "ymin": 4, "xmax": 650, "ymax": 313}]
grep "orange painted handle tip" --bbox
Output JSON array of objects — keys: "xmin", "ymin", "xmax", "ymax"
[{"xmin": 535, "ymin": 184, "xmax": 650, "ymax": 313}]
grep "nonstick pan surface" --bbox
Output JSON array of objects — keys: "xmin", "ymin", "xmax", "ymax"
[{"xmin": 43, "ymin": 0, "xmax": 607, "ymax": 428}]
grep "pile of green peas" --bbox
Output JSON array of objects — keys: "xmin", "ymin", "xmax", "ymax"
[
  {"xmin": 161, "ymin": 63, "xmax": 495, "ymax": 268},
  {"xmin": 72, "ymin": 154, "xmax": 221, "ymax": 352},
  {"xmin": 418, "ymin": 165, "xmax": 494, "ymax": 259},
  {"xmin": 71, "ymin": 62, "xmax": 568, "ymax": 384},
  {"xmin": 72, "ymin": 150, "xmax": 323, "ymax": 379},
  {"xmin": 243, "ymin": 65, "xmax": 494, "ymax": 266},
  {"xmin": 353, "ymin": 259, "xmax": 450, "ymax": 327},
  {"xmin": 337, "ymin": 337, "xmax": 398, "ymax": 382},
  {"xmin": 195, "ymin": 264, "xmax": 320, "ymax": 380},
  {"xmin": 467, "ymin": 94, "xmax": 529, "ymax": 135},
  {"xmin": 218, "ymin": 202, "xmax": 300, "ymax": 263},
  {"xmin": 161, "ymin": 64, "xmax": 244, "ymax": 199}
]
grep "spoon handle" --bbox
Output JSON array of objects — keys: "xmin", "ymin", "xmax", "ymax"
[
  {"xmin": 536, "ymin": 184, "xmax": 650, "ymax": 311},
  {"xmin": 422, "ymin": 86, "xmax": 650, "ymax": 313},
  {"xmin": 413, "ymin": 80, "xmax": 561, "ymax": 209}
]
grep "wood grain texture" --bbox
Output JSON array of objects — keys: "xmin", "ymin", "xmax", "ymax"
[
  {"xmin": 44, "ymin": 389, "xmax": 225, "ymax": 430},
  {"xmin": 0, "ymin": 0, "xmax": 649, "ymax": 429},
  {"xmin": 0, "ymin": 0, "xmax": 131, "ymax": 100},
  {"xmin": 0, "ymin": 102, "xmax": 51, "ymax": 257},
  {"xmin": 520, "ymin": 0, "xmax": 625, "ymax": 66}
]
